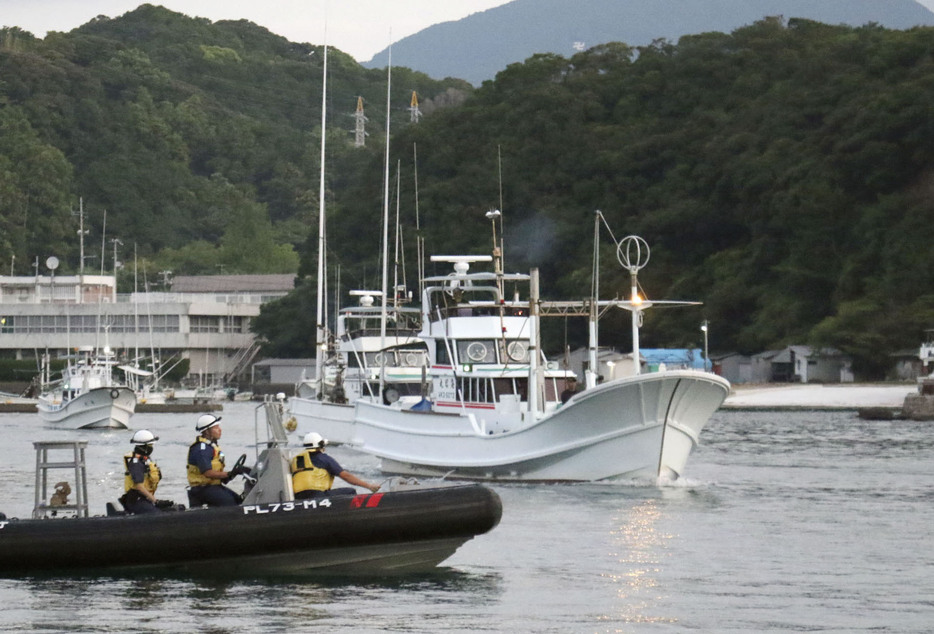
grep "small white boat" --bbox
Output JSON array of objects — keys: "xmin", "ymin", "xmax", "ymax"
[
  {"xmin": 295, "ymin": 291, "xmax": 425, "ymax": 403},
  {"xmin": 166, "ymin": 385, "xmax": 232, "ymax": 403},
  {"xmin": 117, "ymin": 363, "xmax": 168, "ymax": 405},
  {"xmin": 36, "ymin": 346, "xmax": 136, "ymax": 429},
  {"xmin": 291, "ymin": 291, "xmax": 427, "ymax": 430}
]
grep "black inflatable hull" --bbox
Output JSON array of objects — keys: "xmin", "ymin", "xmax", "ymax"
[{"xmin": 0, "ymin": 484, "xmax": 502, "ymax": 576}]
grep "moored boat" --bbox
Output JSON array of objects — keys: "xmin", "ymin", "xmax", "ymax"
[
  {"xmin": 36, "ymin": 346, "xmax": 136, "ymax": 429},
  {"xmin": 290, "ymin": 291, "xmax": 427, "ymax": 440}
]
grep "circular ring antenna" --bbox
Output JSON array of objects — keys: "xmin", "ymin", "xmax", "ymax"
[{"xmin": 616, "ymin": 236, "xmax": 649, "ymax": 273}]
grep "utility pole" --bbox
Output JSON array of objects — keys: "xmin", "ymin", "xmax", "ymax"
[
  {"xmin": 353, "ymin": 96, "xmax": 367, "ymax": 148},
  {"xmin": 111, "ymin": 238, "xmax": 123, "ymax": 295},
  {"xmin": 76, "ymin": 198, "xmax": 90, "ymax": 303},
  {"xmin": 409, "ymin": 90, "xmax": 421, "ymax": 123}
]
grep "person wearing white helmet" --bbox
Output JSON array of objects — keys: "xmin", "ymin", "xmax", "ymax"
[
  {"xmin": 290, "ymin": 432, "xmax": 380, "ymax": 499},
  {"xmin": 120, "ymin": 429, "xmax": 162, "ymax": 514},
  {"xmin": 186, "ymin": 414, "xmax": 248, "ymax": 507}
]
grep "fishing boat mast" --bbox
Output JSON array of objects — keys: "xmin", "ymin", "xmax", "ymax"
[
  {"xmin": 378, "ymin": 42, "xmax": 392, "ymax": 404},
  {"xmin": 314, "ymin": 42, "xmax": 329, "ymax": 395},
  {"xmin": 617, "ymin": 235, "xmax": 649, "ymax": 376}
]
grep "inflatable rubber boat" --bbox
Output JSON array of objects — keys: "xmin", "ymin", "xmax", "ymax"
[{"xmin": 0, "ymin": 399, "xmax": 501, "ymax": 576}]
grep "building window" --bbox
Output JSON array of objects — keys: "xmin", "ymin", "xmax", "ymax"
[{"xmin": 190, "ymin": 316, "xmax": 220, "ymax": 333}]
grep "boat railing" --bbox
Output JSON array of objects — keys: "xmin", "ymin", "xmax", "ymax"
[
  {"xmin": 32, "ymin": 441, "xmax": 89, "ymax": 519},
  {"xmin": 254, "ymin": 394, "xmax": 290, "ymax": 450},
  {"xmin": 342, "ymin": 327, "xmax": 421, "ymax": 339},
  {"xmin": 243, "ymin": 394, "xmax": 295, "ymax": 506}
]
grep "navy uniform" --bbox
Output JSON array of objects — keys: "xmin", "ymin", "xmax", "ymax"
[
  {"xmin": 187, "ymin": 414, "xmax": 241, "ymax": 507},
  {"xmin": 291, "ymin": 449, "xmax": 358, "ymax": 499},
  {"xmin": 291, "ymin": 432, "xmax": 379, "ymax": 499},
  {"xmin": 121, "ymin": 430, "xmax": 162, "ymax": 514}
]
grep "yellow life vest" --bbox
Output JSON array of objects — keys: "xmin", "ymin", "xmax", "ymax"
[
  {"xmin": 290, "ymin": 449, "xmax": 334, "ymax": 495},
  {"xmin": 123, "ymin": 452, "xmax": 161, "ymax": 495},
  {"xmin": 187, "ymin": 436, "xmax": 226, "ymax": 486}
]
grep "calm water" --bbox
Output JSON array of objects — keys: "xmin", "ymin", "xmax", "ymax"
[{"xmin": 0, "ymin": 403, "xmax": 931, "ymax": 633}]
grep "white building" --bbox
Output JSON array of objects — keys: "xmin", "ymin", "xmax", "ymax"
[{"xmin": 0, "ymin": 273, "xmax": 295, "ymax": 386}]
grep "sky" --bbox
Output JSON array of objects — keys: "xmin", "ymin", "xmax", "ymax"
[
  {"xmin": 0, "ymin": 0, "xmax": 514, "ymax": 62},
  {"xmin": 5, "ymin": 0, "xmax": 934, "ymax": 62}
]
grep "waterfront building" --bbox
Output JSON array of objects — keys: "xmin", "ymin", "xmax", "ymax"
[{"xmin": 0, "ymin": 273, "xmax": 295, "ymax": 386}]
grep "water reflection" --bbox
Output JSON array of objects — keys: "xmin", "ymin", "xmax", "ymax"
[
  {"xmin": 602, "ymin": 498, "xmax": 677, "ymax": 627},
  {"xmin": 11, "ymin": 566, "xmax": 504, "ymax": 632}
]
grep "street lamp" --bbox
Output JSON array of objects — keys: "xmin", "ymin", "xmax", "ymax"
[{"xmin": 700, "ymin": 320, "xmax": 709, "ymax": 371}]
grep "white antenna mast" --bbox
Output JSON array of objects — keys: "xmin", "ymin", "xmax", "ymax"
[
  {"xmin": 314, "ymin": 30, "xmax": 329, "ymax": 396},
  {"xmin": 414, "ymin": 143, "xmax": 425, "ymax": 300},
  {"xmin": 379, "ymin": 36, "xmax": 392, "ymax": 403},
  {"xmin": 617, "ymin": 235, "xmax": 650, "ymax": 375},
  {"xmin": 393, "ymin": 159, "xmax": 402, "ymax": 310}
]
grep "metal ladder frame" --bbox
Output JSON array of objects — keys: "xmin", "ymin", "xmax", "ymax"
[{"xmin": 32, "ymin": 441, "xmax": 89, "ymax": 519}]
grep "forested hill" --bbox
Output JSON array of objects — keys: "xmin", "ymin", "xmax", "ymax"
[
  {"xmin": 0, "ymin": 4, "xmax": 467, "ymax": 278},
  {"xmin": 4, "ymin": 9, "xmax": 934, "ymax": 377},
  {"xmin": 300, "ymin": 18, "xmax": 934, "ymax": 378}
]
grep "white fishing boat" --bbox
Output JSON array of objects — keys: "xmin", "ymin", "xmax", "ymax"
[
  {"xmin": 117, "ymin": 363, "xmax": 168, "ymax": 405},
  {"xmin": 289, "ymin": 44, "xmax": 429, "ymax": 432},
  {"xmin": 291, "ymin": 291, "xmax": 426, "ymax": 418},
  {"xmin": 36, "ymin": 346, "xmax": 136, "ymax": 429},
  {"xmin": 298, "ymin": 242, "xmax": 730, "ymax": 483}
]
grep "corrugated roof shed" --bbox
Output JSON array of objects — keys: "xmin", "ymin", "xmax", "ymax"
[
  {"xmin": 170, "ymin": 274, "xmax": 296, "ymax": 293},
  {"xmin": 640, "ymin": 348, "xmax": 705, "ymax": 369},
  {"xmin": 253, "ymin": 358, "xmax": 316, "ymax": 367}
]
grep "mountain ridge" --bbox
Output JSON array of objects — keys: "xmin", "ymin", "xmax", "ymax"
[{"xmin": 364, "ymin": 0, "xmax": 934, "ymax": 84}]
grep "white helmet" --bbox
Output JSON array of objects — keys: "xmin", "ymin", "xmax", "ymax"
[
  {"xmin": 130, "ymin": 429, "xmax": 158, "ymax": 444},
  {"xmin": 302, "ymin": 432, "xmax": 327, "ymax": 449},
  {"xmin": 196, "ymin": 414, "xmax": 222, "ymax": 432}
]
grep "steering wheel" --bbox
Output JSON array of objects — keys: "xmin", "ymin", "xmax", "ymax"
[{"xmin": 231, "ymin": 454, "xmax": 247, "ymax": 472}]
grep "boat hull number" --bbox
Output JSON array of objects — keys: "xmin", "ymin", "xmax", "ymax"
[{"xmin": 242, "ymin": 499, "xmax": 332, "ymax": 514}]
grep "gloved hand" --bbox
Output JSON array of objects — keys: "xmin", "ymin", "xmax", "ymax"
[{"xmin": 227, "ymin": 464, "xmax": 250, "ymax": 479}]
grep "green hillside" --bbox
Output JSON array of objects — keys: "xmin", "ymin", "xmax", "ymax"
[
  {"xmin": 312, "ymin": 18, "xmax": 934, "ymax": 378},
  {"xmin": 3, "ymin": 8, "xmax": 934, "ymax": 377},
  {"xmin": 0, "ymin": 4, "xmax": 467, "ymax": 277}
]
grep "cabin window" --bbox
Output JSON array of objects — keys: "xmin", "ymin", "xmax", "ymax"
[
  {"xmin": 544, "ymin": 378, "xmax": 559, "ymax": 401},
  {"xmin": 500, "ymin": 339, "xmax": 530, "ymax": 363},
  {"xmin": 460, "ymin": 377, "xmax": 493, "ymax": 403},
  {"xmin": 493, "ymin": 378, "xmax": 515, "ymax": 396},
  {"xmin": 493, "ymin": 377, "xmax": 528, "ymax": 400},
  {"xmin": 395, "ymin": 383, "xmax": 422, "ymax": 397},
  {"xmin": 556, "ymin": 378, "xmax": 576, "ymax": 397},
  {"xmin": 399, "ymin": 350, "xmax": 427, "ymax": 367},
  {"xmin": 457, "ymin": 340, "xmax": 496, "ymax": 364},
  {"xmin": 363, "ymin": 351, "xmax": 389, "ymax": 367},
  {"xmin": 436, "ymin": 343, "xmax": 451, "ymax": 365}
]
